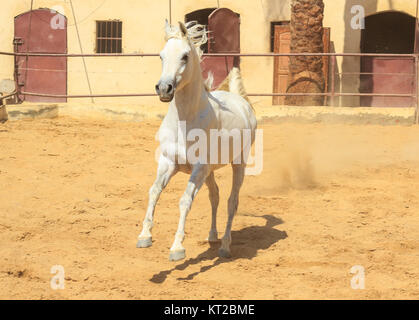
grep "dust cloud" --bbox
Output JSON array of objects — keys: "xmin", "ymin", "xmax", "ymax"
[{"xmin": 255, "ymin": 123, "xmax": 419, "ymax": 192}]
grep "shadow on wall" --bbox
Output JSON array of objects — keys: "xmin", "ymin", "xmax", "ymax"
[
  {"xmin": 259, "ymin": 0, "xmax": 291, "ymax": 51},
  {"xmin": 260, "ymin": 0, "xmax": 291, "ymax": 20},
  {"xmin": 342, "ymin": 0, "xmax": 378, "ymax": 107},
  {"xmin": 327, "ymin": 41, "xmax": 341, "ymax": 106}
]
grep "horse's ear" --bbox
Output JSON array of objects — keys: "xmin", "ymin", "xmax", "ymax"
[
  {"xmin": 178, "ymin": 21, "xmax": 188, "ymax": 37},
  {"xmin": 164, "ymin": 19, "xmax": 171, "ymax": 35}
]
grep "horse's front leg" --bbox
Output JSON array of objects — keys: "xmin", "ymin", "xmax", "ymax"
[
  {"xmin": 169, "ymin": 164, "xmax": 210, "ymax": 261},
  {"xmin": 137, "ymin": 156, "xmax": 177, "ymax": 248}
]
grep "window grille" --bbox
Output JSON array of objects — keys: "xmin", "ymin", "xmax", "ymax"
[{"xmin": 96, "ymin": 20, "xmax": 122, "ymax": 53}]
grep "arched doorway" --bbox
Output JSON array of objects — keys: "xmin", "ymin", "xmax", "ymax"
[
  {"xmin": 186, "ymin": 8, "xmax": 240, "ymax": 89},
  {"xmin": 14, "ymin": 8, "xmax": 67, "ymax": 102},
  {"xmin": 185, "ymin": 8, "xmax": 217, "ymax": 54},
  {"xmin": 360, "ymin": 11, "xmax": 415, "ymax": 107}
]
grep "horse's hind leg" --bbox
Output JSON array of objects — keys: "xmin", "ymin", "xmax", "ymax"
[
  {"xmin": 219, "ymin": 163, "xmax": 245, "ymax": 258},
  {"xmin": 205, "ymin": 171, "xmax": 219, "ymax": 242},
  {"xmin": 137, "ymin": 156, "xmax": 177, "ymax": 248}
]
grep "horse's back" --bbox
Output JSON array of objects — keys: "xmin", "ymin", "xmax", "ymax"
[{"xmin": 209, "ymin": 90, "xmax": 256, "ymax": 132}]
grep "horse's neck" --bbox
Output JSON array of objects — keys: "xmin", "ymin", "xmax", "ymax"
[{"xmin": 173, "ymin": 64, "xmax": 207, "ymax": 122}]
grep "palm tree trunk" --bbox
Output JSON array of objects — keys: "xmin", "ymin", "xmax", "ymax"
[{"xmin": 285, "ymin": 0, "xmax": 325, "ymax": 106}]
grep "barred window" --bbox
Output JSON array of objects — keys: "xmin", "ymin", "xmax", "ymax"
[{"xmin": 96, "ymin": 20, "xmax": 122, "ymax": 53}]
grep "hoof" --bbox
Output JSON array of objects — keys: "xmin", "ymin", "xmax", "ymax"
[
  {"xmin": 136, "ymin": 237, "xmax": 152, "ymax": 248},
  {"xmin": 169, "ymin": 249, "xmax": 186, "ymax": 261},
  {"xmin": 218, "ymin": 248, "xmax": 231, "ymax": 258}
]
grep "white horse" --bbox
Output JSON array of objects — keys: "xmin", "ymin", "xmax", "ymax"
[{"xmin": 137, "ymin": 20, "xmax": 257, "ymax": 261}]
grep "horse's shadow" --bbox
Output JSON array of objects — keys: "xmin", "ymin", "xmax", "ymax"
[{"xmin": 150, "ymin": 214, "xmax": 287, "ymax": 283}]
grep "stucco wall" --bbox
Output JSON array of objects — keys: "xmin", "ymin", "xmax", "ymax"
[{"xmin": 0, "ymin": 0, "xmax": 416, "ymax": 107}]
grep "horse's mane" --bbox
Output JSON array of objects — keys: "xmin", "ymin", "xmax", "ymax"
[{"xmin": 165, "ymin": 21, "xmax": 208, "ymax": 61}]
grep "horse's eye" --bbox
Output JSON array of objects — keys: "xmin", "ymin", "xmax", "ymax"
[{"xmin": 182, "ymin": 54, "xmax": 189, "ymax": 62}]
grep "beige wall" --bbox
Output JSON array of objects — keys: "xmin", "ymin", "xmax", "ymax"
[{"xmin": 0, "ymin": 0, "xmax": 416, "ymax": 107}]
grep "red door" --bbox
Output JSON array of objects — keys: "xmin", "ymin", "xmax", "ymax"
[
  {"xmin": 360, "ymin": 57, "xmax": 415, "ymax": 107},
  {"xmin": 200, "ymin": 8, "xmax": 240, "ymax": 89},
  {"xmin": 14, "ymin": 9, "xmax": 67, "ymax": 102}
]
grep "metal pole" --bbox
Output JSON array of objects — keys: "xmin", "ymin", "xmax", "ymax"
[
  {"xmin": 22, "ymin": 0, "xmax": 34, "ymax": 102},
  {"xmin": 169, "ymin": 0, "xmax": 172, "ymax": 24},
  {"xmin": 70, "ymin": 0, "xmax": 94, "ymax": 103},
  {"xmin": 415, "ymin": 55, "xmax": 419, "ymax": 124},
  {"xmin": 20, "ymin": 90, "xmax": 413, "ymax": 99},
  {"xmin": 21, "ymin": 92, "xmax": 156, "ymax": 98},
  {"xmin": 415, "ymin": 0, "xmax": 419, "ymax": 124},
  {"xmin": 330, "ymin": 56, "xmax": 335, "ymax": 106},
  {"xmin": 2, "ymin": 52, "xmax": 417, "ymax": 58},
  {"xmin": 416, "ymin": 0, "xmax": 419, "ymax": 51}
]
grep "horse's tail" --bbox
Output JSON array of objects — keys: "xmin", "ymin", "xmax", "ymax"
[
  {"xmin": 226, "ymin": 67, "xmax": 249, "ymax": 102},
  {"xmin": 215, "ymin": 67, "xmax": 254, "ymax": 112}
]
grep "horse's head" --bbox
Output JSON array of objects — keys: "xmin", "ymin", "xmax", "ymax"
[{"xmin": 156, "ymin": 20, "xmax": 205, "ymax": 102}]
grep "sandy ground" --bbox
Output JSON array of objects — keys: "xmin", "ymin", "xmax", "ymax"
[{"xmin": 0, "ymin": 116, "xmax": 419, "ymax": 300}]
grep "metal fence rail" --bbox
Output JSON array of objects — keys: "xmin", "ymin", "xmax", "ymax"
[
  {"xmin": 1, "ymin": 52, "xmax": 416, "ymax": 57},
  {"xmin": 1, "ymin": 51, "xmax": 418, "ymax": 123}
]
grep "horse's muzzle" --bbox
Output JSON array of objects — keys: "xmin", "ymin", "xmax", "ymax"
[{"xmin": 156, "ymin": 80, "xmax": 175, "ymax": 102}]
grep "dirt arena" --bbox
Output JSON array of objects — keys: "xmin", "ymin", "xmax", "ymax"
[{"xmin": 0, "ymin": 116, "xmax": 418, "ymax": 299}]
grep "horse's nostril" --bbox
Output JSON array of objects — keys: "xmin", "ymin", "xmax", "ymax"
[
  {"xmin": 167, "ymin": 84, "xmax": 173, "ymax": 93},
  {"xmin": 155, "ymin": 84, "xmax": 160, "ymax": 94}
]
